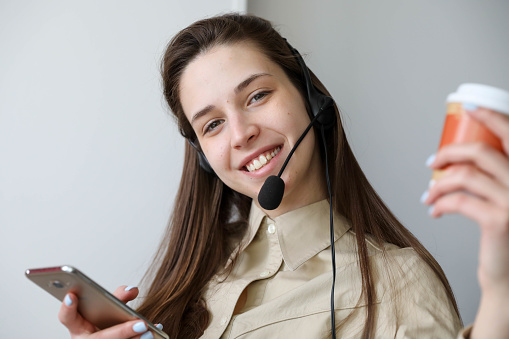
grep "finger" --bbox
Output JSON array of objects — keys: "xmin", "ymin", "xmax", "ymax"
[
  {"xmin": 466, "ymin": 107, "xmax": 509, "ymax": 154},
  {"xmin": 431, "ymin": 191, "xmax": 509, "ymax": 295},
  {"xmin": 426, "ymin": 164, "xmax": 509, "ymax": 209},
  {"xmin": 430, "ymin": 143, "xmax": 509, "ymax": 186},
  {"xmin": 113, "ymin": 285, "xmax": 139, "ymax": 304},
  {"xmin": 87, "ymin": 320, "xmax": 153, "ymax": 339},
  {"xmin": 58, "ymin": 293, "xmax": 96, "ymax": 335},
  {"xmin": 428, "ymin": 190, "xmax": 500, "ymax": 229}
]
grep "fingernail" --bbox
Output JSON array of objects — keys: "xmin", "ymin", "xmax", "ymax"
[
  {"xmin": 156, "ymin": 323, "xmax": 164, "ymax": 330},
  {"xmin": 425, "ymin": 154, "xmax": 436, "ymax": 167},
  {"xmin": 133, "ymin": 321, "xmax": 147, "ymax": 333},
  {"xmin": 462, "ymin": 103, "xmax": 478, "ymax": 111},
  {"xmin": 428, "ymin": 179, "xmax": 436, "ymax": 188},
  {"xmin": 428, "ymin": 205, "xmax": 435, "ymax": 216},
  {"xmin": 125, "ymin": 286, "xmax": 137, "ymax": 291},
  {"xmin": 141, "ymin": 332, "xmax": 154, "ymax": 339},
  {"xmin": 64, "ymin": 294, "xmax": 72, "ymax": 306},
  {"xmin": 420, "ymin": 190, "xmax": 429, "ymax": 204}
]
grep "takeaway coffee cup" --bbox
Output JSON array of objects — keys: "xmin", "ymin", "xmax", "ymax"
[{"xmin": 432, "ymin": 83, "xmax": 509, "ymax": 180}]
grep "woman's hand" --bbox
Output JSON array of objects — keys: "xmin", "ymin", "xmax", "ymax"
[
  {"xmin": 423, "ymin": 107, "xmax": 509, "ymax": 338},
  {"xmin": 58, "ymin": 285, "xmax": 155, "ymax": 339}
]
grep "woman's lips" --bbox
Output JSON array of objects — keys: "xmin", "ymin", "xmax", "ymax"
[{"xmin": 244, "ymin": 146, "xmax": 282, "ymax": 172}]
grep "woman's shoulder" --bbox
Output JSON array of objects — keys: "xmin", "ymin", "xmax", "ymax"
[
  {"xmin": 368, "ymin": 240, "xmax": 463, "ymax": 330},
  {"xmin": 362, "ymin": 235, "xmax": 445, "ymax": 292},
  {"xmin": 336, "ymin": 230, "xmax": 445, "ymax": 296}
]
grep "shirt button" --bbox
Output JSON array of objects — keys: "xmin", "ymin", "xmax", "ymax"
[
  {"xmin": 267, "ymin": 223, "xmax": 276, "ymax": 234},
  {"xmin": 260, "ymin": 271, "xmax": 270, "ymax": 277},
  {"xmin": 220, "ymin": 316, "xmax": 228, "ymax": 326}
]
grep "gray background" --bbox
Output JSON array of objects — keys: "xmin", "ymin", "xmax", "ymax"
[{"xmin": 1, "ymin": 0, "xmax": 507, "ymax": 337}]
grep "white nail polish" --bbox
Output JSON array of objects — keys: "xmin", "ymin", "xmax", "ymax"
[
  {"xmin": 64, "ymin": 294, "xmax": 72, "ymax": 306},
  {"xmin": 140, "ymin": 331, "xmax": 154, "ymax": 339},
  {"xmin": 428, "ymin": 205, "xmax": 435, "ymax": 216},
  {"xmin": 462, "ymin": 103, "xmax": 478, "ymax": 111},
  {"xmin": 133, "ymin": 321, "xmax": 147, "ymax": 333},
  {"xmin": 420, "ymin": 190, "xmax": 429, "ymax": 204},
  {"xmin": 125, "ymin": 286, "xmax": 137, "ymax": 291},
  {"xmin": 428, "ymin": 179, "xmax": 436, "ymax": 188},
  {"xmin": 425, "ymin": 154, "xmax": 436, "ymax": 167},
  {"xmin": 156, "ymin": 323, "xmax": 164, "ymax": 330}
]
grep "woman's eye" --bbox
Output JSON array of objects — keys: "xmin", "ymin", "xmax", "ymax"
[
  {"xmin": 249, "ymin": 91, "xmax": 270, "ymax": 105},
  {"xmin": 205, "ymin": 119, "xmax": 224, "ymax": 134}
]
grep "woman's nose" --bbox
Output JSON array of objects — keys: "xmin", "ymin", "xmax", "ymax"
[{"xmin": 230, "ymin": 116, "xmax": 259, "ymax": 149}]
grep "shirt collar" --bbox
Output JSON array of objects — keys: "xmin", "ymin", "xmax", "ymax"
[
  {"xmin": 248, "ymin": 200, "xmax": 351, "ymax": 271},
  {"xmin": 244, "ymin": 201, "xmax": 266, "ymax": 248}
]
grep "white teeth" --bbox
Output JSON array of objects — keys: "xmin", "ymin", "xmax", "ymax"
[
  {"xmin": 253, "ymin": 159, "xmax": 262, "ymax": 170},
  {"xmin": 245, "ymin": 146, "xmax": 281, "ymax": 172}
]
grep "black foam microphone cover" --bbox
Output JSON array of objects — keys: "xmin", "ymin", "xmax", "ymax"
[{"xmin": 258, "ymin": 175, "xmax": 285, "ymax": 210}]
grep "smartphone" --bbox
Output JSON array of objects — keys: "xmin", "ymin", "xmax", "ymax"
[{"xmin": 25, "ymin": 265, "xmax": 169, "ymax": 339}]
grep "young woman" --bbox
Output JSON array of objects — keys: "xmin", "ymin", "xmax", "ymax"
[{"xmin": 58, "ymin": 14, "xmax": 509, "ymax": 339}]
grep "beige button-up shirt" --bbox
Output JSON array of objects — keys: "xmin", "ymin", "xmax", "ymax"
[{"xmin": 201, "ymin": 200, "xmax": 469, "ymax": 338}]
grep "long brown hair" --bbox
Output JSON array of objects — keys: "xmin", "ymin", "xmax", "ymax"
[{"xmin": 137, "ymin": 13, "xmax": 461, "ymax": 338}]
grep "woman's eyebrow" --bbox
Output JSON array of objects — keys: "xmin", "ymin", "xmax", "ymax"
[
  {"xmin": 234, "ymin": 72, "xmax": 272, "ymax": 94},
  {"xmin": 191, "ymin": 73, "xmax": 272, "ymax": 125},
  {"xmin": 191, "ymin": 105, "xmax": 215, "ymax": 125}
]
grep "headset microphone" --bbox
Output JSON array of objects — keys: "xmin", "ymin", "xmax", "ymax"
[
  {"xmin": 257, "ymin": 42, "xmax": 335, "ymax": 211},
  {"xmin": 257, "ymin": 111, "xmax": 328, "ymax": 210}
]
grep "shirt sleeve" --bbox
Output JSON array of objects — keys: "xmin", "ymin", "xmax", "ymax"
[{"xmin": 378, "ymin": 249, "xmax": 463, "ymax": 338}]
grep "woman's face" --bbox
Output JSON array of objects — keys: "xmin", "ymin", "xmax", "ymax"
[{"xmin": 179, "ymin": 42, "xmax": 327, "ymax": 216}]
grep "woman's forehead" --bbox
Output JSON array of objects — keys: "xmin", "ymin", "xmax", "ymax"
[
  {"xmin": 181, "ymin": 42, "xmax": 277, "ymax": 88},
  {"xmin": 179, "ymin": 42, "xmax": 284, "ymax": 118}
]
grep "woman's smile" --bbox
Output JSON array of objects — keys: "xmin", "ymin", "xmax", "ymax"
[{"xmin": 242, "ymin": 145, "xmax": 281, "ymax": 172}]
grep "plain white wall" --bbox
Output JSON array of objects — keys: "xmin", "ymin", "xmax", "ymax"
[
  {"xmin": 0, "ymin": 1, "xmax": 239, "ymax": 337},
  {"xmin": 248, "ymin": 0, "xmax": 509, "ymax": 326}
]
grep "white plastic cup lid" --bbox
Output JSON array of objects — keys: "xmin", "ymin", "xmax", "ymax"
[{"xmin": 447, "ymin": 83, "xmax": 509, "ymax": 115}]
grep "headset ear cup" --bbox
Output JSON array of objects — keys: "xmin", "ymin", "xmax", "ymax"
[
  {"xmin": 315, "ymin": 96, "xmax": 336, "ymax": 129},
  {"xmin": 187, "ymin": 139, "xmax": 216, "ymax": 175},
  {"xmin": 197, "ymin": 151, "xmax": 215, "ymax": 174}
]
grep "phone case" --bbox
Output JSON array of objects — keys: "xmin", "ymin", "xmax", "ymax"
[{"xmin": 25, "ymin": 265, "xmax": 169, "ymax": 339}]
